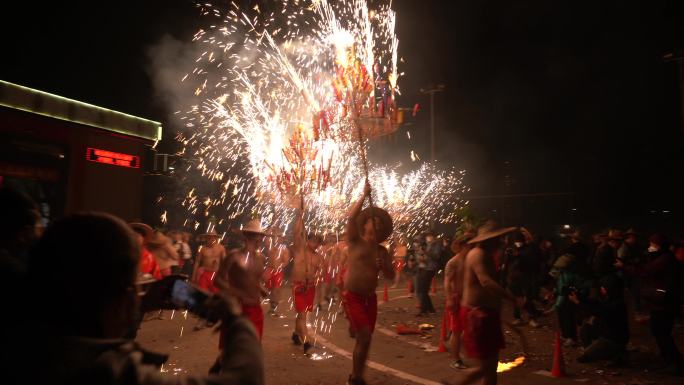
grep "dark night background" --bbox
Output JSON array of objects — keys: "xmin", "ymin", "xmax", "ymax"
[{"xmin": 2, "ymin": 0, "xmax": 683, "ymax": 233}]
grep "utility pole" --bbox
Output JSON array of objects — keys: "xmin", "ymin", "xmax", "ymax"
[
  {"xmin": 664, "ymin": 51, "xmax": 684, "ymax": 140},
  {"xmin": 420, "ymin": 84, "xmax": 445, "ymax": 162}
]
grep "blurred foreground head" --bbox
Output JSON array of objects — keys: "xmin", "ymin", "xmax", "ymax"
[
  {"xmin": 0, "ymin": 187, "xmax": 41, "ymax": 255},
  {"xmin": 28, "ymin": 213, "xmax": 139, "ymax": 338}
]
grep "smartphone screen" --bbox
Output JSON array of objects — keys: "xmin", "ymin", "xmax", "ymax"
[{"xmin": 171, "ymin": 280, "xmax": 207, "ymax": 310}]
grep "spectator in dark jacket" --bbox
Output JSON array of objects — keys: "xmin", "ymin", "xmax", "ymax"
[
  {"xmin": 2, "ymin": 213, "xmax": 263, "ymax": 385},
  {"xmin": 617, "ymin": 234, "xmax": 683, "ymax": 375},
  {"xmin": 574, "ymin": 274, "xmax": 629, "ymax": 365}
]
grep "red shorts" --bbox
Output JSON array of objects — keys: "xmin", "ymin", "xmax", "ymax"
[
  {"xmin": 393, "ymin": 260, "xmax": 406, "ymax": 273},
  {"xmin": 241, "ymin": 304, "xmax": 264, "ymax": 340},
  {"xmin": 459, "ymin": 306, "xmax": 505, "ymax": 360},
  {"xmin": 263, "ymin": 269, "xmax": 284, "ymax": 290},
  {"xmin": 198, "ymin": 270, "xmax": 219, "ymax": 294},
  {"xmin": 293, "ymin": 281, "xmax": 316, "ymax": 313},
  {"xmin": 219, "ymin": 303, "xmax": 263, "ymax": 348},
  {"xmin": 448, "ymin": 306, "xmax": 463, "ymax": 334},
  {"xmin": 342, "ymin": 291, "xmax": 378, "ymax": 333}
]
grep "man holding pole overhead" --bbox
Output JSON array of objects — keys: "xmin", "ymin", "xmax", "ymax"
[{"xmin": 343, "ymin": 181, "xmax": 395, "ymax": 385}]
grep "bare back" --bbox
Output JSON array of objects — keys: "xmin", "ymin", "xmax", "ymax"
[{"xmin": 461, "ymin": 247, "xmax": 502, "ymax": 311}]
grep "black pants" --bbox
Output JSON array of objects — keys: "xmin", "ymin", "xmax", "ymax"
[
  {"xmin": 557, "ymin": 301, "xmax": 578, "ymax": 341},
  {"xmin": 650, "ymin": 309, "xmax": 683, "ymax": 366},
  {"xmin": 416, "ymin": 268, "xmax": 436, "ymax": 313}
]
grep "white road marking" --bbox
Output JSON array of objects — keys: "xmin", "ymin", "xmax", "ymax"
[{"xmin": 315, "ymin": 334, "xmax": 443, "ymax": 385}]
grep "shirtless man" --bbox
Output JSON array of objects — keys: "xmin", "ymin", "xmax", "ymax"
[
  {"xmin": 264, "ymin": 233, "xmax": 290, "ymax": 315},
  {"xmin": 343, "ymin": 183, "xmax": 395, "ymax": 385},
  {"xmin": 391, "ymin": 238, "xmax": 408, "ymax": 288},
  {"xmin": 192, "ymin": 231, "xmax": 226, "ymax": 293},
  {"xmin": 291, "ymin": 203, "xmax": 323, "ymax": 353},
  {"xmin": 215, "ymin": 219, "xmax": 268, "ymax": 340},
  {"xmin": 444, "ymin": 231, "xmax": 475, "ymax": 370},
  {"xmin": 458, "ymin": 222, "xmax": 518, "ymax": 385}
]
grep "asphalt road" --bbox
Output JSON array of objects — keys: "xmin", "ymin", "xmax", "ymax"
[{"xmin": 137, "ymin": 278, "xmax": 684, "ymax": 385}]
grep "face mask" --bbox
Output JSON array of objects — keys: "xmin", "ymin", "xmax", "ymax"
[
  {"xmin": 514, "ymin": 242, "xmax": 524, "ymax": 248},
  {"xmin": 648, "ymin": 245, "xmax": 659, "ymax": 253}
]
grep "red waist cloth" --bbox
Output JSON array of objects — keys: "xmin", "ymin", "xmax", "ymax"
[
  {"xmin": 263, "ymin": 268, "xmax": 284, "ymax": 290},
  {"xmin": 459, "ymin": 306, "xmax": 505, "ymax": 359},
  {"xmin": 342, "ymin": 291, "xmax": 378, "ymax": 333},
  {"xmin": 293, "ymin": 281, "xmax": 316, "ymax": 313},
  {"xmin": 197, "ymin": 270, "xmax": 219, "ymax": 294},
  {"xmin": 220, "ymin": 303, "xmax": 263, "ymax": 349},
  {"xmin": 447, "ymin": 294, "xmax": 462, "ymax": 333},
  {"xmin": 241, "ymin": 304, "xmax": 263, "ymax": 340}
]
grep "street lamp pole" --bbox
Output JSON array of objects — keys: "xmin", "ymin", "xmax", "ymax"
[{"xmin": 420, "ymin": 84, "xmax": 445, "ymax": 162}]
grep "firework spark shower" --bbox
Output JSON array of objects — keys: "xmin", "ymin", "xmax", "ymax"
[{"xmin": 176, "ymin": 0, "xmax": 469, "ymax": 237}]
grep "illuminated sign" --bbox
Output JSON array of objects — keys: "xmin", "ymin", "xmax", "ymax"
[{"xmin": 86, "ymin": 148, "xmax": 140, "ymax": 168}]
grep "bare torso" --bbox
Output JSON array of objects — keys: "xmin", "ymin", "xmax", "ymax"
[
  {"xmin": 344, "ymin": 241, "xmax": 389, "ymax": 296},
  {"xmin": 292, "ymin": 247, "xmax": 322, "ymax": 283},
  {"xmin": 393, "ymin": 244, "xmax": 408, "ymax": 261},
  {"xmin": 217, "ymin": 247, "xmax": 263, "ymax": 305},
  {"xmin": 461, "ymin": 247, "xmax": 502, "ymax": 311},
  {"xmin": 197, "ymin": 242, "xmax": 226, "ymax": 272}
]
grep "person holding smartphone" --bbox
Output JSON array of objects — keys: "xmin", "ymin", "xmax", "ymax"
[{"xmin": 5, "ymin": 212, "xmax": 263, "ymax": 385}]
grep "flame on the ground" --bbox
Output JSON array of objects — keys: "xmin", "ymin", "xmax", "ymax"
[{"xmin": 497, "ymin": 356, "xmax": 525, "ymax": 373}]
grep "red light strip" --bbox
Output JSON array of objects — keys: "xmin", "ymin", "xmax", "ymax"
[{"xmin": 86, "ymin": 147, "xmax": 140, "ymax": 168}]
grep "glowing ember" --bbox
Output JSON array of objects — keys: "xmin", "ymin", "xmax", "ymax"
[{"xmin": 497, "ymin": 356, "xmax": 525, "ymax": 373}]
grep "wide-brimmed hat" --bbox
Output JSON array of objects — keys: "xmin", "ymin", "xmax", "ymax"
[
  {"xmin": 607, "ymin": 229, "xmax": 623, "ymax": 241},
  {"xmin": 234, "ymin": 219, "xmax": 274, "ymax": 237},
  {"xmin": 454, "ymin": 230, "xmax": 476, "ymax": 244},
  {"xmin": 197, "ymin": 230, "xmax": 221, "ymax": 242},
  {"xmin": 129, "ymin": 222, "xmax": 153, "ymax": 239},
  {"xmin": 467, "ymin": 221, "xmax": 517, "ymax": 244},
  {"xmin": 357, "ymin": 207, "xmax": 393, "ymax": 243}
]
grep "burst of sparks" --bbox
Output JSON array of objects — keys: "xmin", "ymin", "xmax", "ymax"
[{"xmin": 175, "ymin": 0, "xmax": 469, "ymax": 241}]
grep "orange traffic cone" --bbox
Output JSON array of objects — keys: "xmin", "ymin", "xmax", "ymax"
[
  {"xmin": 551, "ymin": 331, "xmax": 566, "ymax": 377},
  {"xmin": 431, "ymin": 277, "xmax": 437, "ymax": 294},
  {"xmin": 383, "ymin": 282, "xmax": 389, "ymax": 302},
  {"xmin": 437, "ymin": 310, "xmax": 448, "ymax": 352}
]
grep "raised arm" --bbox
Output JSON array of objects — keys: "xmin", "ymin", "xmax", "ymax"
[
  {"xmin": 293, "ymin": 198, "xmax": 305, "ymax": 250},
  {"xmin": 346, "ymin": 182, "xmax": 370, "ymax": 242}
]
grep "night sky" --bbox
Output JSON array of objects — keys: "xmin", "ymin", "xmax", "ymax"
[{"xmin": 2, "ymin": 0, "xmax": 683, "ymax": 229}]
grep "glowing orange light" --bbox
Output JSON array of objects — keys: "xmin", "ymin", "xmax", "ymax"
[{"xmin": 86, "ymin": 147, "xmax": 140, "ymax": 168}]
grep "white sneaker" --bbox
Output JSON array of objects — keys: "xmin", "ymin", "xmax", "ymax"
[
  {"xmin": 563, "ymin": 338, "xmax": 577, "ymax": 347},
  {"xmin": 528, "ymin": 319, "xmax": 540, "ymax": 328},
  {"xmin": 512, "ymin": 318, "xmax": 524, "ymax": 326}
]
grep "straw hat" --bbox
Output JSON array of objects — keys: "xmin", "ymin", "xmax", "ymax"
[
  {"xmin": 129, "ymin": 222, "xmax": 153, "ymax": 239},
  {"xmin": 234, "ymin": 219, "xmax": 273, "ymax": 237},
  {"xmin": 197, "ymin": 230, "xmax": 221, "ymax": 243},
  {"xmin": 357, "ymin": 207, "xmax": 393, "ymax": 243},
  {"xmin": 467, "ymin": 221, "xmax": 517, "ymax": 244}
]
